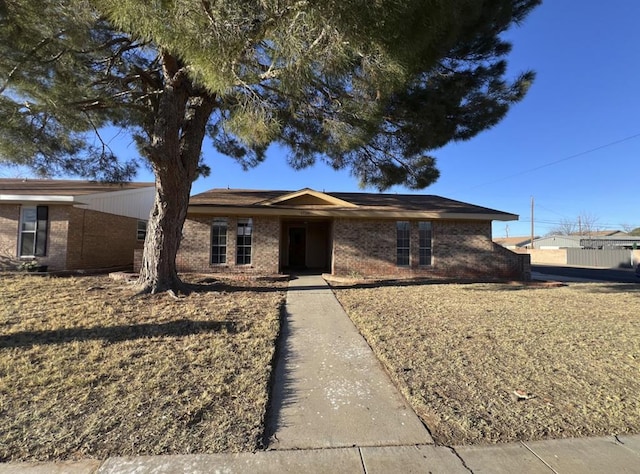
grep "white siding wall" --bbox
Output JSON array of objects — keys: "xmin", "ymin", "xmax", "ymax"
[
  {"xmin": 532, "ymin": 236, "xmax": 582, "ymax": 248},
  {"xmin": 77, "ymin": 187, "xmax": 155, "ymax": 220}
]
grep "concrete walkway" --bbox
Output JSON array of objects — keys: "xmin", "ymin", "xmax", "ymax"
[
  {"xmin": 265, "ymin": 274, "xmax": 431, "ymax": 449},
  {"xmin": 2, "ymin": 274, "xmax": 640, "ymax": 473}
]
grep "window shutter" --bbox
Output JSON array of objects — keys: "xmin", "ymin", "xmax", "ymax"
[{"xmin": 35, "ymin": 206, "xmax": 48, "ymax": 256}]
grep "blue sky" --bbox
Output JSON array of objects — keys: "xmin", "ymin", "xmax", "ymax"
[{"xmin": 3, "ymin": 2, "xmax": 639, "ymax": 237}]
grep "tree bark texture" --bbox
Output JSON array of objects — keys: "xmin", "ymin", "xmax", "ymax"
[{"xmin": 136, "ymin": 53, "xmax": 216, "ymax": 293}]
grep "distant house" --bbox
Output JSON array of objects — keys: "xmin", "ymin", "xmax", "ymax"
[
  {"xmin": 530, "ymin": 235, "xmax": 583, "ymax": 249},
  {"xmin": 530, "ymin": 232, "xmax": 638, "ymax": 250},
  {"xmin": 516, "ymin": 231, "xmax": 640, "ymax": 268},
  {"xmin": 0, "ymin": 179, "xmax": 154, "ymax": 271},
  {"xmin": 571, "ymin": 230, "xmax": 628, "ymax": 238},
  {"xmin": 493, "ymin": 236, "xmax": 533, "ymax": 249},
  {"xmin": 168, "ymin": 188, "xmax": 530, "ymax": 280}
]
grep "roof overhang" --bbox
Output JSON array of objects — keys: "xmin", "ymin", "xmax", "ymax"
[
  {"xmin": 187, "ymin": 205, "xmax": 517, "ymax": 221},
  {"xmin": 0, "ymin": 194, "xmax": 84, "ymax": 205}
]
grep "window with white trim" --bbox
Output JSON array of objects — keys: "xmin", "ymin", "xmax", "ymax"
[
  {"xmin": 236, "ymin": 218, "xmax": 253, "ymax": 265},
  {"xmin": 419, "ymin": 221, "xmax": 432, "ymax": 266},
  {"xmin": 396, "ymin": 221, "xmax": 410, "ymax": 266},
  {"xmin": 20, "ymin": 206, "xmax": 48, "ymax": 257},
  {"xmin": 211, "ymin": 218, "xmax": 228, "ymax": 264}
]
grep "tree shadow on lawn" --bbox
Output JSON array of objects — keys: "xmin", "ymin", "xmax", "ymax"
[
  {"xmin": 463, "ymin": 281, "xmax": 640, "ymax": 294},
  {"xmin": 569, "ymin": 282, "xmax": 640, "ymax": 294},
  {"xmin": 184, "ymin": 276, "xmax": 287, "ymax": 294},
  {"xmin": 0, "ymin": 319, "xmax": 237, "ymax": 349},
  {"xmin": 327, "ymin": 277, "xmax": 524, "ymax": 290},
  {"xmin": 462, "ymin": 281, "xmax": 569, "ymax": 292}
]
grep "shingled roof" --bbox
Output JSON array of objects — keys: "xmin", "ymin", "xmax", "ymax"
[
  {"xmin": 188, "ymin": 188, "xmax": 517, "ymax": 221},
  {"xmin": 0, "ymin": 179, "xmax": 154, "ymax": 196}
]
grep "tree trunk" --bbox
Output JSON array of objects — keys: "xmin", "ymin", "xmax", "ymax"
[
  {"xmin": 136, "ymin": 52, "xmax": 216, "ymax": 293},
  {"xmin": 137, "ymin": 166, "xmax": 193, "ymax": 293}
]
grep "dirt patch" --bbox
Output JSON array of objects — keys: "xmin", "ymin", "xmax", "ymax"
[
  {"xmin": 0, "ymin": 273, "xmax": 287, "ymax": 462},
  {"xmin": 332, "ymin": 281, "xmax": 640, "ymax": 446}
]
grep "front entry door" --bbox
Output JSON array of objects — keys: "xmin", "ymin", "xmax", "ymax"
[{"xmin": 289, "ymin": 227, "xmax": 306, "ymax": 268}]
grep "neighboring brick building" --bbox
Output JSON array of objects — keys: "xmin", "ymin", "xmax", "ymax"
[
  {"xmin": 178, "ymin": 188, "xmax": 530, "ymax": 280},
  {"xmin": 0, "ymin": 179, "xmax": 154, "ymax": 271}
]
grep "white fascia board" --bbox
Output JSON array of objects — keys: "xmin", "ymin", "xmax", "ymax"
[
  {"xmin": 187, "ymin": 205, "xmax": 518, "ymax": 221},
  {"xmin": 0, "ymin": 194, "xmax": 80, "ymax": 204}
]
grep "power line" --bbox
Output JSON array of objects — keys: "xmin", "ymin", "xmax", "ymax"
[
  {"xmin": 517, "ymin": 218, "xmax": 640, "ymax": 227},
  {"xmin": 464, "ymin": 131, "xmax": 640, "ymax": 191},
  {"xmin": 535, "ymin": 202, "xmax": 570, "ymax": 219}
]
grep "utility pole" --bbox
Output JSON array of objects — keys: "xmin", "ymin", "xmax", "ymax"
[
  {"xmin": 505, "ymin": 224, "xmax": 509, "ymax": 238},
  {"xmin": 578, "ymin": 216, "xmax": 582, "ymax": 235},
  {"xmin": 530, "ymin": 196, "xmax": 534, "ymax": 249}
]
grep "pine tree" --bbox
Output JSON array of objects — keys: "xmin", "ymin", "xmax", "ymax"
[{"xmin": 0, "ymin": 0, "xmax": 541, "ymax": 292}]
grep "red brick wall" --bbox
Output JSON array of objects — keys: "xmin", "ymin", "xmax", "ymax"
[
  {"xmin": 173, "ymin": 214, "xmax": 528, "ymax": 280},
  {"xmin": 66, "ymin": 207, "xmax": 139, "ymax": 270},
  {"xmin": 1, "ymin": 204, "xmax": 140, "ymax": 271},
  {"xmin": 332, "ymin": 218, "xmax": 529, "ymax": 280},
  {"xmin": 253, "ymin": 216, "xmax": 280, "ymax": 273},
  {"xmin": 0, "ymin": 204, "xmax": 69, "ymax": 270},
  {"xmin": 176, "ymin": 215, "xmax": 280, "ymax": 274},
  {"xmin": 40, "ymin": 206, "xmax": 70, "ymax": 271},
  {"xmin": 332, "ymin": 218, "xmax": 401, "ymax": 276},
  {"xmin": 0, "ymin": 204, "xmax": 20, "ymax": 269}
]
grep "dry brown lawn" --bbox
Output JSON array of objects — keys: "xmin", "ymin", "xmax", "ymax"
[
  {"xmin": 0, "ymin": 273, "xmax": 286, "ymax": 462},
  {"xmin": 333, "ymin": 281, "xmax": 640, "ymax": 446}
]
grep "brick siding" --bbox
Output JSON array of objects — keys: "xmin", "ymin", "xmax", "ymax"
[
  {"xmin": 0, "ymin": 204, "xmax": 140, "ymax": 271},
  {"xmin": 332, "ymin": 218, "xmax": 529, "ymax": 280},
  {"xmin": 432, "ymin": 220, "xmax": 528, "ymax": 279},
  {"xmin": 0, "ymin": 204, "xmax": 68, "ymax": 270},
  {"xmin": 39, "ymin": 206, "xmax": 70, "ymax": 271},
  {"xmin": 0, "ymin": 204, "xmax": 20, "ymax": 269},
  {"xmin": 65, "ymin": 207, "xmax": 139, "ymax": 270},
  {"xmin": 332, "ymin": 218, "xmax": 403, "ymax": 276},
  {"xmin": 175, "ymin": 215, "xmax": 280, "ymax": 274},
  {"xmin": 172, "ymin": 215, "xmax": 528, "ymax": 280}
]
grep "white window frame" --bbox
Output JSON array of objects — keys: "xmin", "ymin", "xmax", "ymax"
[
  {"xmin": 419, "ymin": 221, "xmax": 432, "ymax": 266},
  {"xmin": 396, "ymin": 221, "xmax": 410, "ymax": 266},
  {"xmin": 19, "ymin": 206, "xmax": 48, "ymax": 257},
  {"xmin": 211, "ymin": 218, "xmax": 228, "ymax": 265},
  {"xmin": 236, "ymin": 218, "xmax": 253, "ymax": 265}
]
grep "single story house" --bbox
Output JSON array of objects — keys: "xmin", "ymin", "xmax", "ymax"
[
  {"xmin": 529, "ymin": 235, "xmax": 583, "ymax": 249},
  {"xmin": 171, "ymin": 188, "xmax": 530, "ymax": 280},
  {"xmin": 530, "ymin": 232, "xmax": 637, "ymax": 250},
  {"xmin": 493, "ymin": 236, "xmax": 533, "ymax": 249},
  {"xmin": 0, "ymin": 179, "xmax": 154, "ymax": 271}
]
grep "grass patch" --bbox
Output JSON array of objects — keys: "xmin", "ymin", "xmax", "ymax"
[
  {"xmin": 333, "ymin": 281, "xmax": 640, "ymax": 446},
  {"xmin": 0, "ymin": 273, "xmax": 286, "ymax": 462}
]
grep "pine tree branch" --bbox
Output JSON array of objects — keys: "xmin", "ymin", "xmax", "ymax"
[
  {"xmin": 200, "ymin": 0, "xmax": 216, "ymax": 26},
  {"xmin": 0, "ymin": 31, "xmax": 65, "ymax": 95},
  {"xmin": 83, "ymin": 110, "xmax": 114, "ymax": 159}
]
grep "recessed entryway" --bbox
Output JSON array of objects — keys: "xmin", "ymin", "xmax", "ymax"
[{"xmin": 281, "ymin": 219, "xmax": 331, "ymax": 273}]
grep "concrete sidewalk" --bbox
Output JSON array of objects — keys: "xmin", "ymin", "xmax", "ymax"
[
  {"xmin": 265, "ymin": 274, "xmax": 431, "ymax": 449},
  {"xmin": 2, "ymin": 274, "xmax": 640, "ymax": 473},
  {"xmin": 3, "ymin": 435, "xmax": 640, "ymax": 473}
]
